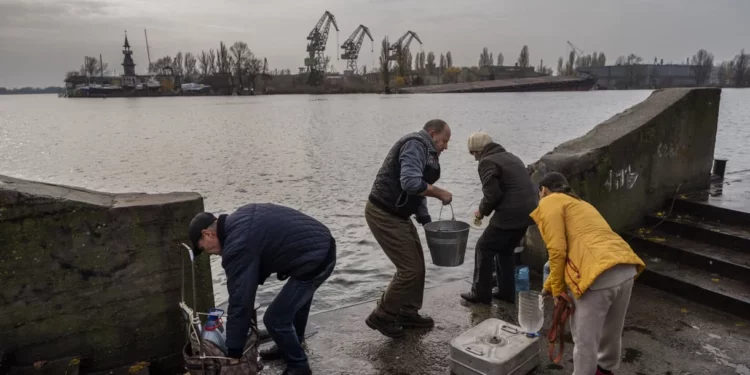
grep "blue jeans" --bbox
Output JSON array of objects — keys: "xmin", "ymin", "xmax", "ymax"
[{"xmin": 264, "ymin": 247, "xmax": 336, "ymax": 369}]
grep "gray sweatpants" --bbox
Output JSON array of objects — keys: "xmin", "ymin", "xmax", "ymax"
[{"xmin": 570, "ymin": 278, "xmax": 634, "ymax": 375}]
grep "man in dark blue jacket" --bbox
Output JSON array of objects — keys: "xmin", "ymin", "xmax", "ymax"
[{"xmin": 189, "ymin": 203, "xmax": 336, "ymax": 375}]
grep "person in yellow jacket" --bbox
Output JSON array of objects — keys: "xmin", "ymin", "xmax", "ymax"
[{"xmin": 530, "ymin": 172, "xmax": 645, "ymax": 375}]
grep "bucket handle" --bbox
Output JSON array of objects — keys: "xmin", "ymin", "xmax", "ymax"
[
  {"xmin": 438, "ymin": 203, "xmax": 455, "ymax": 221},
  {"xmin": 437, "ymin": 204, "xmax": 456, "ymax": 232}
]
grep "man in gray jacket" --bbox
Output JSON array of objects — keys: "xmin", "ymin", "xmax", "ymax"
[
  {"xmin": 460, "ymin": 131, "xmax": 538, "ymax": 304},
  {"xmin": 365, "ymin": 119, "xmax": 453, "ymax": 338}
]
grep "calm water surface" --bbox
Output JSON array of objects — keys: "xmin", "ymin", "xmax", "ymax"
[{"xmin": 1, "ymin": 90, "xmax": 747, "ymax": 315}]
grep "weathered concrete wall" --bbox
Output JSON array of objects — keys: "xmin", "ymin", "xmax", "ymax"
[
  {"xmin": 523, "ymin": 88, "xmax": 721, "ymax": 270},
  {"xmin": 0, "ymin": 176, "xmax": 214, "ymax": 372}
]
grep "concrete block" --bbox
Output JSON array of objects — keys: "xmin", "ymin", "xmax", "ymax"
[
  {"xmin": 0, "ymin": 175, "xmax": 214, "ymax": 372},
  {"xmin": 523, "ymin": 88, "xmax": 721, "ymax": 270}
]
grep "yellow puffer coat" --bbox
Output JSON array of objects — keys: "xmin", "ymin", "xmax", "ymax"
[{"xmin": 530, "ymin": 193, "xmax": 646, "ymax": 299}]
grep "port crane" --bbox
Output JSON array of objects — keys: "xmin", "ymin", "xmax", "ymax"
[
  {"xmin": 388, "ymin": 31, "xmax": 422, "ymax": 62},
  {"xmin": 305, "ymin": 11, "xmax": 339, "ymax": 85},
  {"xmin": 567, "ymin": 41, "xmax": 584, "ymax": 59},
  {"xmin": 340, "ymin": 25, "xmax": 374, "ymax": 74}
]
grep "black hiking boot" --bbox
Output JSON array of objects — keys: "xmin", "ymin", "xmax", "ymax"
[
  {"xmin": 260, "ymin": 342, "xmax": 308, "ymax": 361},
  {"xmin": 366, "ymin": 312, "xmax": 406, "ymax": 338},
  {"xmin": 259, "ymin": 344, "xmax": 282, "ymax": 361},
  {"xmin": 460, "ymin": 292, "xmax": 492, "ymax": 305},
  {"xmin": 397, "ymin": 311, "xmax": 435, "ymax": 329}
]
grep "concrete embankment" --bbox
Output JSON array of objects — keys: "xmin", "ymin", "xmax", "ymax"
[
  {"xmin": 524, "ymin": 88, "xmax": 721, "ymax": 270},
  {"xmin": 398, "ymin": 76, "xmax": 596, "ymax": 94},
  {"xmin": 0, "ymin": 176, "xmax": 214, "ymax": 373}
]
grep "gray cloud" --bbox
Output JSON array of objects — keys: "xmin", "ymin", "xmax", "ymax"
[{"xmin": 1, "ymin": 0, "xmax": 748, "ymax": 87}]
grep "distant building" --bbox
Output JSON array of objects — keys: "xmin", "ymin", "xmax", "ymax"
[{"xmin": 577, "ymin": 64, "xmax": 698, "ymax": 89}]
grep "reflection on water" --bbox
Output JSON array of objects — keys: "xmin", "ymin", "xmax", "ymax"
[{"xmin": 1, "ymin": 89, "xmax": 747, "ymax": 315}]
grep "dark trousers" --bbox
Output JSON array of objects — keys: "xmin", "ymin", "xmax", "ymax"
[
  {"xmin": 471, "ymin": 226, "xmax": 527, "ymax": 300},
  {"xmin": 264, "ymin": 242, "xmax": 336, "ymax": 369},
  {"xmin": 365, "ymin": 201, "xmax": 425, "ymax": 318}
]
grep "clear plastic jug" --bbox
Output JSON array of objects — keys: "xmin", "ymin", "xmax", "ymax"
[{"xmin": 517, "ymin": 290, "xmax": 544, "ymax": 337}]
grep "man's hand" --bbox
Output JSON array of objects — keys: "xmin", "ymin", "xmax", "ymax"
[
  {"xmin": 541, "ymin": 289, "xmax": 551, "ymax": 299},
  {"xmin": 227, "ymin": 358, "xmax": 241, "ymax": 365},
  {"xmin": 438, "ymin": 190, "xmax": 453, "ymax": 205},
  {"xmin": 474, "ymin": 210, "xmax": 483, "ymax": 219}
]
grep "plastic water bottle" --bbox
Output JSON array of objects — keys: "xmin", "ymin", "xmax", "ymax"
[
  {"xmin": 201, "ymin": 308, "xmax": 228, "ymax": 353},
  {"xmin": 515, "ymin": 265, "xmax": 530, "ymax": 297},
  {"xmin": 543, "ymin": 261, "xmax": 551, "ymax": 284},
  {"xmin": 518, "ymin": 290, "xmax": 544, "ymax": 336}
]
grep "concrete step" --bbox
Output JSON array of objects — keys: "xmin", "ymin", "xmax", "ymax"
[
  {"xmin": 628, "ymin": 230, "xmax": 750, "ymax": 284},
  {"xmin": 672, "ymin": 198, "xmax": 750, "ymax": 227},
  {"xmin": 637, "ymin": 252, "xmax": 750, "ymax": 320},
  {"xmin": 643, "ymin": 213, "xmax": 750, "ymax": 253}
]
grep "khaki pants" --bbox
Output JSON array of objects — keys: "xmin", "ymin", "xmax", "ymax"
[
  {"xmin": 570, "ymin": 278, "xmax": 634, "ymax": 375},
  {"xmin": 365, "ymin": 201, "xmax": 425, "ymax": 318}
]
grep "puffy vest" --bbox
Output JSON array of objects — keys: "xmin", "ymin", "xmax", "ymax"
[{"xmin": 368, "ymin": 131, "xmax": 441, "ymax": 218}]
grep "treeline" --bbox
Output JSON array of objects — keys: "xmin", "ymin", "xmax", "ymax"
[
  {"xmin": 378, "ymin": 43, "xmax": 559, "ymax": 85},
  {"xmin": 67, "ymin": 41, "xmax": 286, "ymax": 92},
  {"xmin": 569, "ymin": 48, "xmax": 750, "ymax": 87},
  {"xmin": 0, "ymin": 87, "xmax": 63, "ymax": 95}
]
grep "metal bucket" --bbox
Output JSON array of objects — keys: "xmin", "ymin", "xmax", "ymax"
[{"xmin": 423, "ymin": 204, "xmax": 470, "ymax": 267}]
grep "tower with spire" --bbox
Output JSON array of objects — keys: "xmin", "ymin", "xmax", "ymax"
[{"xmin": 122, "ymin": 32, "xmax": 136, "ymax": 77}]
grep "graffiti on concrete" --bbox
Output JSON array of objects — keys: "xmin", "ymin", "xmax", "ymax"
[
  {"xmin": 604, "ymin": 165, "xmax": 639, "ymax": 191},
  {"xmin": 658, "ymin": 142, "xmax": 677, "ymax": 158}
]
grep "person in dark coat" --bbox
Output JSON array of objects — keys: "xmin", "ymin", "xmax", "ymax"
[
  {"xmin": 364, "ymin": 119, "xmax": 453, "ymax": 338},
  {"xmin": 189, "ymin": 203, "xmax": 336, "ymax": 375},
  {"xmin": 460, "ymin": 131, "xmax": 538, "ymax": 304}
]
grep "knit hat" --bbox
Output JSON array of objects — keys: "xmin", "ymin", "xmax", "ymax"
[{"xmin": 467, "ymin": 131, "xmax": 493, "ymax": 152}]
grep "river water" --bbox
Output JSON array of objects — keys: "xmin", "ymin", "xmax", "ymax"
[{"xmin": 1, "ymin": 89, "xmax": 747, "ymax": 315}]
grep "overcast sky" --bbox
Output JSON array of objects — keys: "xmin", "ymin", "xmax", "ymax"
[{"xmin": 0, "ymin": 0, "xmax": 748, "ymax": 88}]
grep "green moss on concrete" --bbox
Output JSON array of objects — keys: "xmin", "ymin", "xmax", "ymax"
[{"xmin": 0, "ymin": 175, "xmax": 212, "ymax": 372}]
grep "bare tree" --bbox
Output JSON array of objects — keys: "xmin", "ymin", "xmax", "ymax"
[
  {"xmin": 496, "ymin": 53, "xmax": 504, "ymax": 66},
  {"xmin": 230, "ymin": 41, "xmax": 251, "ymax": 90},
  {"xmin": 208, "ymin": 49, "xmax": 217, "ymax": 74},
  {"xmin": 173, "ymin": 52, "xmax": 184, "ymax": 77},
  {"xmin": 690, "ymin": 49, "xmax": 714, "ymax": 86},
  {"xmin": 426, "ymin": 52, "xmax": 436, "ymax": 75},
  {"xmin": 217, "ymin": 42, "xmax": 231, "ymax": 74},
  {"xmin": 567, "ymin": 52, "xmax": 576, "ymax": 72},
  {"xmin": 198, "ymin": 51, "xmax": 210, "ymax": 76},
  {"xmin": 734, "ymin": 49, "xmax": 749, "ymax": 87},
  {"xmin": 244, "ymin": 56, "xmax": 263, "ymax": 90},
  {"xmin": 379, "ymin": 36, "xmax": 391, "ymax": 87},
  {"xmin": 80, "ymin": 56, "xmax": 98, "ymax": 78},
  {"xmin": 517, "ymin": 45, "xmax": 530, "ymax": 68},
  {"xmin": 597, "ymin": 53, "xmax": 607, "ymax": 67},
  {"xmin": 446, "ymin": 52, "xmax": 453, "ymax": 68},
  {"xmin": 150, "ymin": 56, "xmax": 173, "ymax": 74},
  {"xmin": 184, "ymin": 52, "xmax": 197, "ymax": 82},
  {"xmin": 479, "ymin": 47, "xmax": 492, "ymax": 67}
]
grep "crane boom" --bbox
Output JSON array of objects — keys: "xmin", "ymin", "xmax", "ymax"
[
  {"xmin": 388, "ymin": 31, "xmax": 422, "ymax": 61},
  {"xmin": 305, "ymin": 10, "xmax": 339, "ymax": 85},
  {"xmin": 341, "ymin": 25, "xmax": 374, "ymax": 73},
  {"xmin": 567, "ymin": 40, "xmax": 584, "ymax": 58}
]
